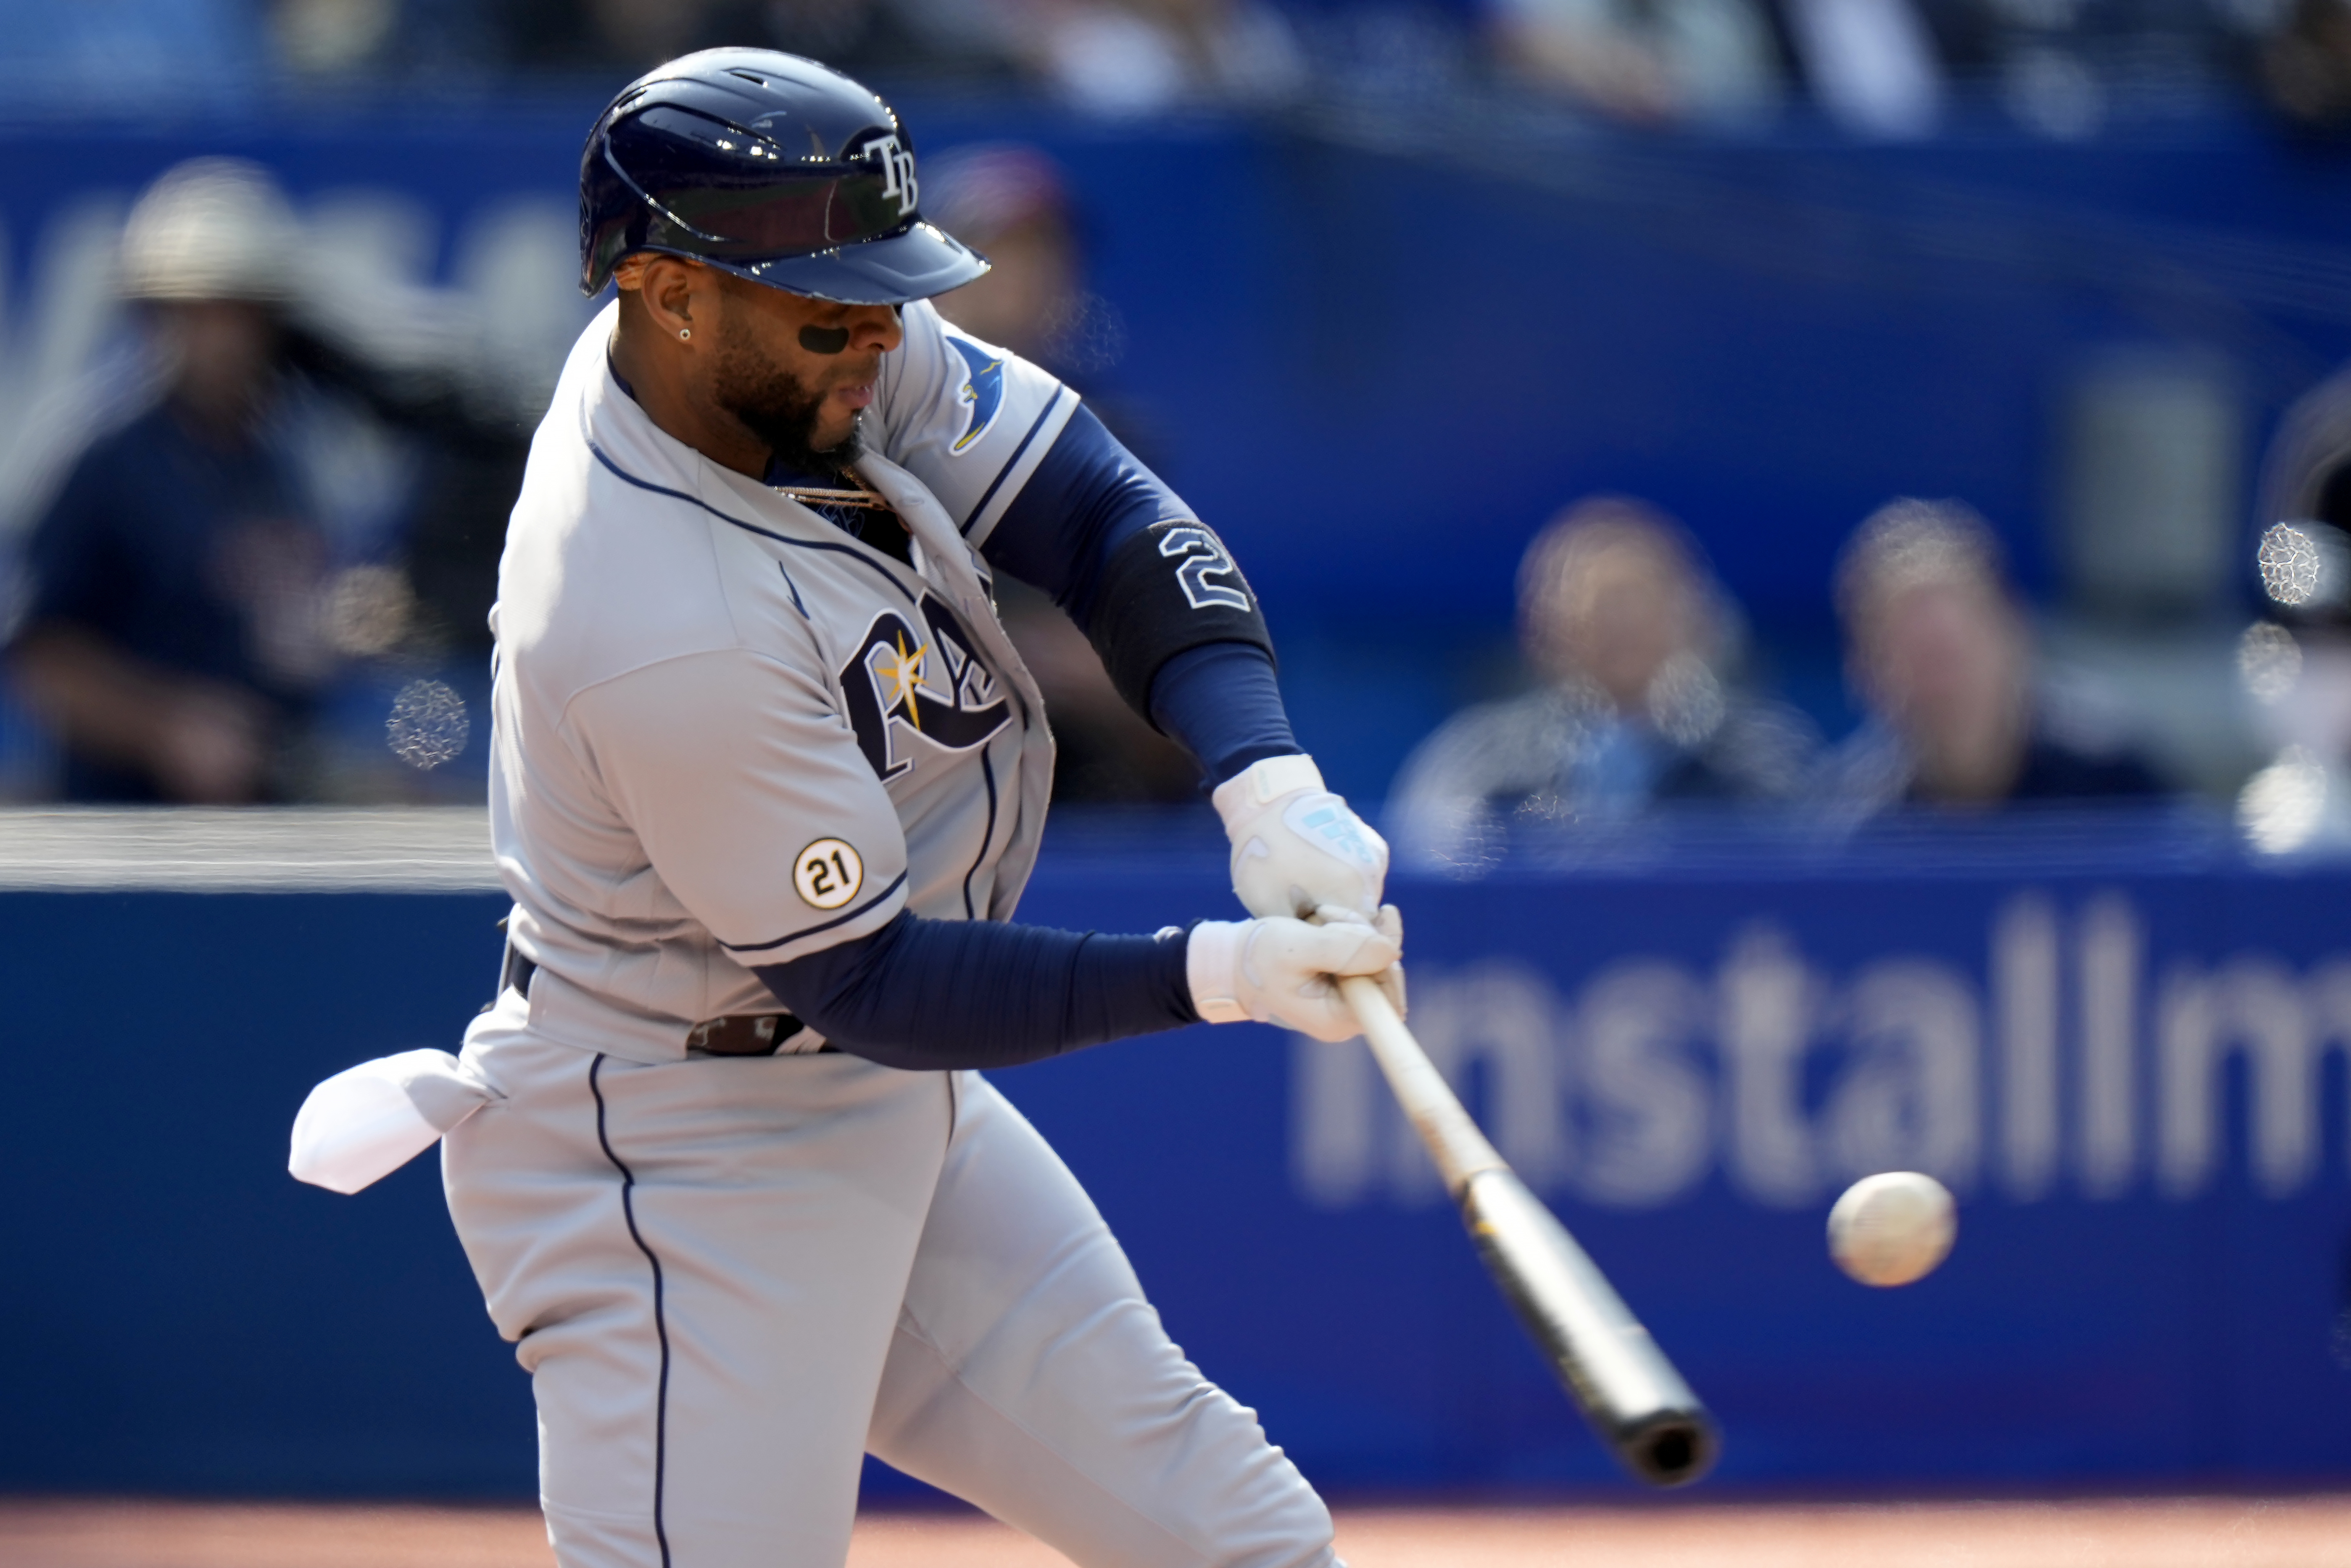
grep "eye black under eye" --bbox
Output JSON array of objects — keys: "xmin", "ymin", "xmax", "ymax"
[{"xmin": 799, "ymin": 324, "xmax": 850, "ymax": 354}]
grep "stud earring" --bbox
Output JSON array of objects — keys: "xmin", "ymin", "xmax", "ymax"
[{"xmin": 678, "ymin": 327, "xmax": 691, "ymax": 341}]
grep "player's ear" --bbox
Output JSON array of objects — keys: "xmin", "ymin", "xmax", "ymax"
[{"xmin": 637, "ymin": 257, "xmax": 701, "ymax": 345}]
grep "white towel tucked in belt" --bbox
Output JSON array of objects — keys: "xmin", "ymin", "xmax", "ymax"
[{"xmin": 290, "ymin": 1049, "xmax": 497, "ymax": 1194}]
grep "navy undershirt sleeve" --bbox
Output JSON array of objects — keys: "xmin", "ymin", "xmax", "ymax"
[
  {"xmin": 1146, "ymin": 641, "xmax": 1300, "ymax": 788},
  {"xmin": 757, "ymin": 910, "xmax": 1197, "ymax": 1071},
  {"xmin": 983, "ymin": 405, "xmax": 1302, "ymax": 787},
  {"xmin": 980, "ymin": 403, "xmax": 1159, "ymax": 631}
]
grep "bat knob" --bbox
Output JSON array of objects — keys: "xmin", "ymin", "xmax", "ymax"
[{"xmin": 1626, "ymin": 1415, "xmax": 1718, "ymax": 1488}]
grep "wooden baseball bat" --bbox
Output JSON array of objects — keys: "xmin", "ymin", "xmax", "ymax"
[{"xmin": 1337, "ymin": 972, "xmax": 1719, "ymax": 1487}]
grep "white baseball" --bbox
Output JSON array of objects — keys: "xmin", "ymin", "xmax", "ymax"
[{"xmin": 1827, "ymin": 1172, "xmax": 1956, "ymax": 1287}]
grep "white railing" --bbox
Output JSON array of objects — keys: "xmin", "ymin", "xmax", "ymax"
[{"xmin": 0, "ymin": 807, "xmax": 498, "ymax": 891}]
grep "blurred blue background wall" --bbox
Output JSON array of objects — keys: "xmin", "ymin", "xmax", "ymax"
[
  {"xmin": 8, "ymin": 76, "xmax": 2351, "ymax": 1502},
  {"xmin": 6, "ymin": 828, "xmax": 2351, "ymax": 1497},
  {"xmin": 4, "ymin": 106, "xmax": 2350, "ymax": 796}
]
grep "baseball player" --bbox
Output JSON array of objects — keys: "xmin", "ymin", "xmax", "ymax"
[{"xmin": 289, "ymin": 47, "xmax": 1402, "ymax": 1568}]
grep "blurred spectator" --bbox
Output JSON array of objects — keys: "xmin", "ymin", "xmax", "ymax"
[
  {"xmin": 923, "ymin": 142, "xmax": 1162, "ymax": 458},
  {"xmin": 3, "ymin": 162, "xmax": 338, "ymax": 802},
  {"xmin": 575, "ymin": 0, "xmax": 1018, "ymax": 82},
  {"xmin": 1276, "ymin": 2, "xmax": 1481, "ymax": 105},
  {"xmin": 926, "ymin": 144, "xmax": 1125, "ymax": 379},
  {"xmin": 2260, "ymin": 0, "xmax": 2351, "ymax": 129},
  {"xmin": 0, "ymin": 159, "xmax": 521, "ymax": 804},
  {"xmin": 1481, "ymin": 0, "xmax": 2266, "ymax": 138},
  {"xmin": 922, "ymin": 142, "xmax": 1193, "ymax": 803},
  {"xmin": 1817, "ymin": 497, "xmax": 2169, "ymax": 818},
  {"xmin": 1004, "ymin": 0, "xmax": 1307, "ymax": 115},
  {"xmin": 1487, "ymin": 0, "xmax": 1787, "ymax": 125},
  {"xmin": 270, "ymin": 0, "xmax": 406, "ymax": 74},
  {"xmin": 281, "ymin": 0, "xmax": 1025, "ymax": 84},
  {"xmin": 1776, "ymin": 0, "xmax": 1947, "ymax": 137},
  {"xmin": 1389, "ymin": 497, "xmax": 1815, "ymax": 870},
  {"xmin": 1893, "ymin": 0, "xmax": 2262, "ymax": 139}
]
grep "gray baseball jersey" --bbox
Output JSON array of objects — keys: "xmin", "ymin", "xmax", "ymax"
[
  {"xmin": 490, "ymin": 298, "xmax": 1074, "ymax": 1064},
  {"xmin": 435, "ymin": 295, "xmax": 1339, "ymax": 1568}
]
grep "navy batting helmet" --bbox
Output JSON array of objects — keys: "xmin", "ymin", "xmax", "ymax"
[{"xmin": 579, "ymin": 48, "xmax": 988, "ymax": 304}]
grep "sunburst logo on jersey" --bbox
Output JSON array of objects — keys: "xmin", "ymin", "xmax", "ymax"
[{"xmin": 870, "ymin": 630, "xmax": 930, "ymax": 732}]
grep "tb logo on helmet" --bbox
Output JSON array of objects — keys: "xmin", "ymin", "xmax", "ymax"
[{"xmin": 866, "ymin": 134, "xmax": 919, "ymax": 218}]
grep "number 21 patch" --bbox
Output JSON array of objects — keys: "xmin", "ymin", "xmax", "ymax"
[{"xmin": 793, "ymin": 839, "xmax": 865, "ymax": 909}]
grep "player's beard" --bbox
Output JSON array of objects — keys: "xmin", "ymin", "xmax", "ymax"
[{"xmin": 711, "ymin": 331, "xmax": 864, "ymax": 475}]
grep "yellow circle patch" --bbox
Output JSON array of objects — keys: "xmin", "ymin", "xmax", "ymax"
[{"xmin": 793, "ymin": 839, "xmax": 864, "ymax": 910}]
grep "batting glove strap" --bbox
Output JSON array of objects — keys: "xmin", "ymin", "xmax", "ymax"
[
  {"xmin": 1186, "ymin": 914, "xmax": 1403, "ymax": 1043},
  {"xmin": 1212, "ymin": 752, "xmax": 1324, "ymax": 813},
  {"xmin": 1212, "ymin": 753, "xmax": 1390, "ymax": 922},
  {"xmin": 1186, "ymin": 918, "xmax": 1254, "ymax": 1024}
]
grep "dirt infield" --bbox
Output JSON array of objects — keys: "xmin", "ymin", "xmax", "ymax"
[{"xmin": 6, "ymin": 1496, "xmax": 2351, "ymax": 1567}]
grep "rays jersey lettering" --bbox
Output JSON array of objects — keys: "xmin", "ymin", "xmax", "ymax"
[{"xmin": 840, "ymin": 593, "xmax": 1012, "ymax": 781}]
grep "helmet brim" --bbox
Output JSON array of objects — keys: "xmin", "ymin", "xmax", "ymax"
[{"xmin": 705, "ymin": 221, "xmax": 988, "ymax": 305}]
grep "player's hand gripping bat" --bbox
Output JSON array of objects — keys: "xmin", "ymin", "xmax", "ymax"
[{"xmin": 1335, "ymin": 970, "xmax": 1719, "ymax": 1487}]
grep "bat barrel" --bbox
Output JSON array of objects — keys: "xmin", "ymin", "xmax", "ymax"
[
  {"xmin": 1336, "ymin": 972, "xmax": 1720, "ymax": 1488},
  {"xmin": 1458, "ymin": 1168, "xmax": 1720, "ymax": 1488}
]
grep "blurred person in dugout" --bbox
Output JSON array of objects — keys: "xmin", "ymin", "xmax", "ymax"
[
  {"xmin": 3, "ymin": 162, "xmax": 342, "ymax": 804},
  {"xmin": 2, "ymin": 157, "xmax": 525, "ymax": 804},
  {"xmin": 438, "ymin": 0, "xmax": 1302, "ymax": 112},
  {"xmin": 927, "ymin": 142, "xmax": 1195, "ymax": 804},
  {"xmin": 1484, "ymin": 0, "xmax": 1954, "ymax": 133},
  {"xmin": 1485, "ymin": 1, "xmax": 2269, "ymax": 139},
  {"xmin": 1817, "ymin": 497, "xmax": 2169, "ymax": 819},
  {"xmin": 925, "ymin": 143, "xmax": 1132, "ymax": 396},
  {"xmin": 466, "ymin": 0, "xmax": 1022, "ymax": 79},
  {"xmin": 1388, "ymin": 497, "xmax": 1816, "ymax": 870}
]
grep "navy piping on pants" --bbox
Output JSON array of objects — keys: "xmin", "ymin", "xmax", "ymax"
[{"xmin": 589, "ymin": 1054, "xmax": 674, "ymax": 1568}]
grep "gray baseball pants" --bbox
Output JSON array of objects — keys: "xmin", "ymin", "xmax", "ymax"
[{"xmin": 442, "ymin": 1021, "xmax": 1339, "ymax": 1568}]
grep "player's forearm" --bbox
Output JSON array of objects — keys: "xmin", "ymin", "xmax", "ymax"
[
  {"xmin": 1145, "ymin": 640, "xmax": 1301, "ymax": 788},
  {"xmin": 983, "ymin": 405, "xmax": 1291, "ymax": 781},
  {"xmin": 756, "ymin": 911, "xmax": 1197, "ymax": 1070}
]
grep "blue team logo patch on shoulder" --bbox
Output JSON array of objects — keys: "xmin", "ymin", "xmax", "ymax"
[{"xmin": 946, "ymin": 334, "xmax": 1006, "ymax": 455}]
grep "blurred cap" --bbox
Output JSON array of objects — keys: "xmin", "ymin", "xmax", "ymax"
[
  {"xmin": 1835, "ymin": 498, "xmax": 2009, "ymax": 629},
  {"xmin": 120, "ymin": 158, "xmax": 300, "ymax": 303},
  {"xmin": 920, "ymin": 143, "xmax": 1070, "ymax": 245},
  {"xmin": 1517, "ymin": 497, "xmax": 1701, "ymax": 651}
]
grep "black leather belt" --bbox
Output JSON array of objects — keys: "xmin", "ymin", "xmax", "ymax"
[{"xmin": 501, "ymin": 947, "xmax": 817, "ymax": 1058}]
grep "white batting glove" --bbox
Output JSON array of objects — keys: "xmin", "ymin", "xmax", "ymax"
[
  {"xmin": 1212, "ymin": 754, "xmax": 1389, "ymax": 922},
  {"xmin": 1187, "ymin": 905, "xmax": 1405, "ymax": 1043}
]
